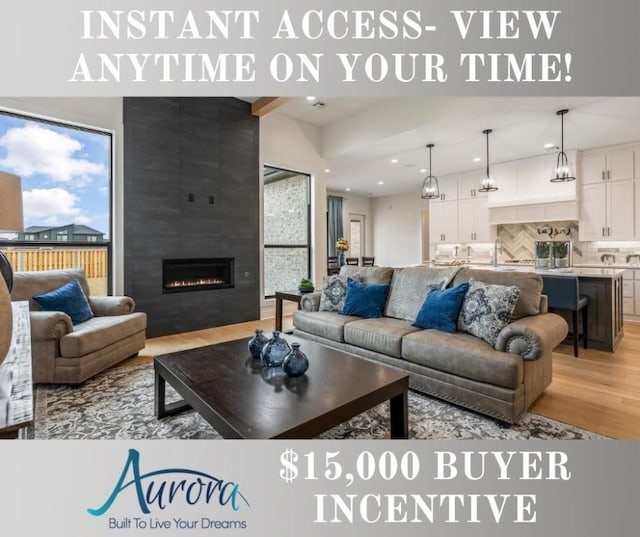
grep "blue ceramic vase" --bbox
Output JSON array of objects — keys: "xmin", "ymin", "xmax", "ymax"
[
  {"xmin": 248, "ymin": 329, "xmax": 268, "ymax": 360},
  {"xmin": 282, "ymin": 343, "xmax": 309, "ymax": 377},
  {"xmin": 261, "ymin": 331, "xmax": 291, "ymax": 367}
]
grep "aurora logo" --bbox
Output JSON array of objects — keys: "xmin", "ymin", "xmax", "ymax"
[{"xmin": 87, "ymin": 449, "xmax": 249, "ymax": 516}]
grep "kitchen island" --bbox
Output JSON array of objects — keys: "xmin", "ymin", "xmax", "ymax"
[{"xmin": 471, "ymin": 265, "xmax": 625, "ymax": 352}]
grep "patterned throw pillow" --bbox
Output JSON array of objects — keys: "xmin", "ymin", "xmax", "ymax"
[
  {"xmin": 457, "ymin": 279, "xmax": 521, "ymax": 346},
  {"xmin": 319, "ymin": 274, "xmax": 360, "ymax": 312}
]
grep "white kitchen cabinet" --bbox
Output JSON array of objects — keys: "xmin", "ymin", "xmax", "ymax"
[
  {"xmin": 581, "ymin": 148, "xmax": 634, "ymax": 184},
  {"xmin": 623, "ymin": 297, "xmax": 635, "ymax": 315},
  {"xmin": 623, "ymin": 279, "xmax": 635, "ymax": 298},
  {"xmin": 435, "ymin": 176, "xmax": 458, "ymax": 202},
  {"xmin": 458, "ymin": 171, "xmax": 487, "ymax": 200},
  {"xmin": 430, "ymin": 200, "xmax": 458, "ymax": 243},
  {"xmin": 636, "ymin": 179, "xmax": 640, "ymax": 240},
  {"xmin": 458, "ymin": 198, "xmax": 491, "ymax": 243},
  {"xmin": 579, "ymin": 179, "xmax": 635, "ymax": 240}
]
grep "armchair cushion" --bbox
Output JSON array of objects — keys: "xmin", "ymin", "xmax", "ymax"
[
  {"xmin": 59, "ymin": 312, "xmax": 147, "ymax": 357},
  {"xmin": 33, "ymin": 279, "xmax": 94, "ymax": 324}
]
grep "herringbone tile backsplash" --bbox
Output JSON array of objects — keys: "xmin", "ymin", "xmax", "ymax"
[{"xmin": 497, "ymin": 221, "xmax": 580, "ymax": 261}]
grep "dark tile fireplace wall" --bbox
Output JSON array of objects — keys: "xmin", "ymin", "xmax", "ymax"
[{"xmin": 123, "ymin": 97, "xmax": 260, "ymax": 337}]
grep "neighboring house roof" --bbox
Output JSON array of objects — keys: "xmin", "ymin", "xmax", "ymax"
[{"xmin": 22, "ymin": 224, "xmax": 104, "ymax": 235}]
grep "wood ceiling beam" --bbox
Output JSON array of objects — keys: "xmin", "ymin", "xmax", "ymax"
[{"xmin": 251, "ymin": 97, "xmax": 289, "ymax": 117}]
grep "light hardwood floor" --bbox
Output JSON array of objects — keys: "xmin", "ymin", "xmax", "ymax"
[{"xmin": 129, "ymin": 318, "xmax": 640, "ymax": 439}]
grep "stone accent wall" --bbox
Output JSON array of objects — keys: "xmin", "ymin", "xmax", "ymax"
[{"xmin": 123, "ymin": 97, "xmax": 260, "ymax": 337}]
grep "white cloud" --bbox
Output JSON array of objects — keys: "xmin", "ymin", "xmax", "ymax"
[
  {"xmin": 23, "ymin": 188, "xmax": 89, "ymax": 226},
  {"xmin": 0, "ymin": 124, "xmax": 105, "ymax": 184}
]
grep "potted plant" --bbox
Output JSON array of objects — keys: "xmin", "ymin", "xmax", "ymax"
[
  {"xmin": 535, "ymin": 241, "xmax": 551, "ymax": 269},
  {"xmin": 552, "ymin": 241, "xmax": 570, "ymax": 268},
  {"xmin": 298, "ymin": 278, "xmax": 315, "ymax": 293}
]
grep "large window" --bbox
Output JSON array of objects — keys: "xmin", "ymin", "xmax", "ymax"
[
  {"xmin": 0, "ymin": 110, "xmax": 112, "ymax": 295},
  {"xmin": 263, "ymin": 166, "xmax": 311, "ymax": 298}
]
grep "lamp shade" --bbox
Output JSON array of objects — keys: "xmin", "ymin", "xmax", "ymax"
[{"xmin": 0, "ymin": 171, "xmax": 24, "ymax": 233}]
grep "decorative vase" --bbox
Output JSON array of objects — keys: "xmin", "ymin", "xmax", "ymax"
[
  {"xmin": 261, "ymin": 331, "xmax": 291, "ymax": 367},
  {"xmin": 248, "ymin": 329, "xmax": 268, "ymax": 360},
  {"xmin": 298, "ymin": 285, "xmax": 315, "ymax": 293},
  {"xmin": 535, "ymin": 257, "xmax": 550, "ymax": 269},
  {"xmin": 282, "ymin": 343, "xmax": 309, "ymax": 377},
  {"xmin": 338, "ymin": 252, "xmax": 346, "ymax": 267}
]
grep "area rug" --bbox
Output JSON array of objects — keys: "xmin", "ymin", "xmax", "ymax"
[{"xmin": 31, "ymin": 363, "xmax": 607, "ymax": 440}]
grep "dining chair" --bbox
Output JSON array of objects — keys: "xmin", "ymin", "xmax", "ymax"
[
  {"xmin": 361, "ymin": 256, "xmax": 375, "ymax": 267},
  {"xmin": 345, "ymin": 257, "xmax": 359, "ymax": 266},
  {"xmin": 327, "ymin": 256, "xmax": 340, "ymax": 275},
  {"xmin": 541, "ymin": 274, "xmax": 589, "ymax": 357}
]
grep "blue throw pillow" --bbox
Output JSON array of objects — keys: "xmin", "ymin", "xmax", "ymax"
[
  {"xmin": 413, "ymin": 283, "xmax": 470, "ymax": 333},
  {"xmin": 341, "ymin": 279, "xmax": 390, "ymax": 319},
  {"xmin": 33, "ymin": 278, "xmax": 94, "ymax": 324}
]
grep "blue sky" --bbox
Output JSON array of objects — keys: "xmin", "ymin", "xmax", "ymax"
[{"xmin": 0, "ymin": 113, "xmax": 110, "ymax": 239}]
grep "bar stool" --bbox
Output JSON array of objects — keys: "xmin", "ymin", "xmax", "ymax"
[
  {"xmin": 541, "ymin": 275, "xmax": 589, "ymax": 357},
  {"xmin": 327, "ymin": 256, "xmax": 339, "ymax": 275}
]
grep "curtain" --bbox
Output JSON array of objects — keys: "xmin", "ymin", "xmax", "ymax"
[{"xmin": 327, "ymin": 196, "xmax": 343, "ymax": 257}]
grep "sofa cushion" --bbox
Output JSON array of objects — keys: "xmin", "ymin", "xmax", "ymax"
[
  {"xmin": 292, "ymin": 310, "xmax": 361, "ymax": 342},
  {"xmin": 60, "ymin": 312, "xmax": 147, "ymax": 357},
  {"xmin": 342, "ymin": 279, "xmax": 390, "ymax": 319},
  {"xmin": 319, "ymin": 274, "xmax": 351, "ymax": 312},
  {"xmin": 413, "ymin": 283, "xmax": 470, "ymax": 333},
  {"xmin": 457, "ymin": 279, "xmax": 520, "ymax": 346},
  {"xmin": 402, "ymin": 330, "xmax": 524, "ymax": 389},
  {"xmin": 451, "ymin": 268, "xmax": 542, "ymax": 320},
  {"xmin": 33, "ymin": 279, "xmax": 94, "ymax": 324},
  {"xmin": 344, "ymin": 318, "xmax": 421, "ymax": 358},
  {"xmin": 340, "ymin": 265, "xmax": 394, "ymax": 285},
  {"xmin": 384, "ymin": 266, "xmax": 459, "ymax": 321}
]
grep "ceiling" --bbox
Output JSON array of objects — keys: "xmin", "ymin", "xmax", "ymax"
[{"xmin": 274, "ymin": 96, "xmax": 640, "ymax": 197}]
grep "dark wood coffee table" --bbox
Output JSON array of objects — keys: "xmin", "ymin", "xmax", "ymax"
[{"xmin": 154, "ymin": 336, "xmax": 409, "ymax": 439}]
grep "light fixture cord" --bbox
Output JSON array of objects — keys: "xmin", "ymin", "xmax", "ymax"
[
  {"xmin": 561, "ymin": 112, "xmax": 564, "ymax": 153},
  {"xmin": 486, "ymin": 132, "xmax": 490, "ymax": 178},
  {"xmin": 429, "ymin": 145, "xmax": 432, "ymax": 176}
]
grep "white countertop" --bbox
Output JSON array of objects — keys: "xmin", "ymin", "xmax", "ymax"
[{"xmin": 430, "ymin": 262, "xmax": 625, "ymax": 278}]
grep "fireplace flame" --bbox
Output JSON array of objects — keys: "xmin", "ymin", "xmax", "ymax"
[{"xmin": 166, "ymin": 277, "xmax": 226, "ymax": 288}]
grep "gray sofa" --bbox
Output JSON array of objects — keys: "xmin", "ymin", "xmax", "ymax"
[
  {"xmin": 11, "ymin": 268, "xmax": 147, "ymax": 384},
  {"xmin": 293, "ymin": 265, "xmax": 569, "ymax": 423}
]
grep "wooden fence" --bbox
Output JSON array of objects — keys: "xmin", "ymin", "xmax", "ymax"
[{"xmin": 2, "ymin": 247, "xmax": 108, "ymax": 279}]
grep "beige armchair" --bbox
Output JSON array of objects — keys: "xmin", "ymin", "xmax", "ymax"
[
  {"xmin": 0, "ymin": 277, "xmax": 11, "ymax": 365},
  {"xmin": 11, "ymin": 268, "xmax": 147, "ymax": 384}
]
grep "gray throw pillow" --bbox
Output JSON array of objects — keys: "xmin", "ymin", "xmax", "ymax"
[
  {"xmin": 319, "ymin": 274, "xmax": 359, "ymax": 312},
  {"xmin": 457, "ymin": 279, "xmax": 521, "ymax": 347}
]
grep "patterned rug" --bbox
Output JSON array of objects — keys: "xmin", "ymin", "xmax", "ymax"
[{"xmin": 30, "ymin": 363, "xmax": 607, "ymax": 440}]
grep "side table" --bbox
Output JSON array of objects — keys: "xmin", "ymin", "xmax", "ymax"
[
  {"xmin": 0, "ymin": 301, "xmax": 33, "ymax": 439},
  {"xmin": 274, "ymin": 290, "xmax": 307, "ymax": 333}
]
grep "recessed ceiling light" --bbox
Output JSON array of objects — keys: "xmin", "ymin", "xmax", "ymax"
[
  {"xmin": 420, "ymin": 168, "xmax": 427, "ymax": 173},
  {"xmin": 391, "ymin": 159, "xmax": 399, "ymax": 164},
  {"xmin": 544, "ymin": 143, "xmax": 555, "ymax": 149},
  {"xmin": 325, "ymin": 168, "xmax": 331, "ymax": 173},
  {"xmin": 306, "ymin": 96, "xmax": 316, "ymax": 101},
  {"xmin": 473, "ymin": 157, "xmax": 481, "ymax": 162},
  {"xmin": 377, "ymin": 181, "xmax": 384, "ymax": 185},
  {"xmin": 345, "ymin": 187, "xmax": 351, "ymax": 191}
]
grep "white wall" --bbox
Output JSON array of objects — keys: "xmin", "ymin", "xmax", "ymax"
[
  {"xmin": 327, "ymin": 191, "xmax": 373, "ymax": 257},
  {"xmin": 372, "ymin": 189, "xmax": 430, "ymax": 267},
  {"xmin": 0, "ymin": 97, "xmax": 125, "ymax": 293},
  {"xmin": 260, "ymin": 112, "xmax": 329, "ymax": 310}
]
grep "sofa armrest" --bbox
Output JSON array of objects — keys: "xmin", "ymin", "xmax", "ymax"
[
  {"xmin": 89, "ymin": 296, "xmax": 136, "ymax": 316},
  {"xmin": 495, "ymin": 313, "xmax": 569, "ymax": 361},
  {"xmin": 300, "ymin": 292, "xmax": 322, "ymax": 312},
  {"xmin": 30, "ymin": 311, "xmax": 73, "ymax": 341}
]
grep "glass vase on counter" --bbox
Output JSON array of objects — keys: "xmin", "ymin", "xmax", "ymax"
[
  {"xmin": 551, "ymin": 241, "xmax": 571, "ymax": 269},
  {"xmin": 534, "ymin": 241, "xmax": 551, "ymax": 269}
]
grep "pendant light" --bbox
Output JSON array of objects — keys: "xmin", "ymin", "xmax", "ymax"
[
  {"xmin": 478, "ymin": 129, "xmax": 498, "ymax": 192},
  {"xmin": 421, "ymin": 143, "xmax": 440, "ymax": 199},
  {"xmin": 551, "ymin": 109, "xmax": 576, "ymax": 182}
]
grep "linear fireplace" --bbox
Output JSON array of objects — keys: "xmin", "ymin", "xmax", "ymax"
[{"xmin": 162, "ymin": 258, "xmax": 234, "ymax": 293}]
